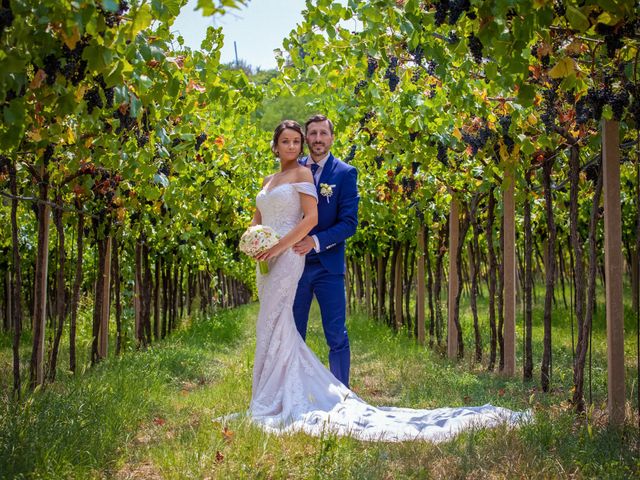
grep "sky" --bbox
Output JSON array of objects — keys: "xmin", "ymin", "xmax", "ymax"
[{"xmin": 171, "ymin": 0, "xmax": 308, "ymax": 71}]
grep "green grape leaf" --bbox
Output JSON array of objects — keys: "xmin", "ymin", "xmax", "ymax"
[
  {"xmin": 565, "ymin": 6, "xmax": 590, "ymax": 32},
  {"xmin": 517, "ymin": 83, "xmax": 535, "ymax": 107},
  {"xmin": 130, "ymin": 3, "xmax": 153, "ymax": 38}
]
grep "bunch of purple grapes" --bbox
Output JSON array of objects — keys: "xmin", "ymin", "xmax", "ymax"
[
  {"xmin": 401, "ymin": 176, "xmax": 417, "ymax": 195},
  {"xmin": 62, "ymin": 38, "xmax": 89, "ymax": 86},
  {"xmin": 553, "ymin": 1, "xmax": 566, "ymax": 17},
  {"xmin": 447, "ymin": 32, "xmax": 459, "ymax": 44},
  {"xmin": 437, "ymin": 142, "xmax": 448, "ymax": 166},
  {"xmin": 410, "ymin": 45, "xmax": 424, "ymax": 66},
  {"xmin": 354, "ymin": 80, "xmax": 368, "ymax": 94},
  {"xmin": 461, "ymin": 123, "xmax": 492, "ymax": 156},
  {"xmin": 367, "ymin": 56, "xmax": 378, "ymax": 78},
  {"xmin": 424, "ymin": 60, "xmax": 437, "ymax": 76},
  {"xmin": 575, "ymin": 96, "xmax": 591, "ymax": 125},
  {"xmin": 195, "ymin": 133, "xmax": 207, "ymax": 151},
  {"xmin": 99, "ymin": 1, "xmax": 129, "ymax": 28},
  {"xmin": 344, "ymin": 145, "xmax": 356, "ymax": 163},
  {"xmin": 97, "ymin": 75, "xmax": 115, "ymax": 108},
  {"xmin": 467, "ymin": 33, "xmax": 483, "ymax": 64},
  {"xmin": 433, "ymin": 0, "xmax": 472, "ymax": 26},
  {"xmin": 84, "ymin": 87, "xmax": 103, "ymax": 114},
  {"xmin": 359, "ymin": 110, "xmax": 375, "ymax": 128},
  {"xmin": 609, "ymin": 89, "xmax": 630, "ymax": 121},
  {"xmin": 595, "ymin": 22, "xmax": 624, "ymax": 59},
  {"xmin": 113, "ymin": 107, "xmax": 136, "ymax": 135},
  {"xmin": 499, "ymin": 115, "xmax": 514, "ymax": 153},
  {"xmin": 434, "ymin": 0, "xmax": 448, "ymax": 26},
  {"xmin": 581, "ymin": 76, "xmax": 629, "ymax": 122},
  {"xmin": 448, "ymin": 0, "xmax": 471, "ymax": 25},
  {"xmin": 43, "ymin": 54, "xmax": 61, "ymax": 86},
  {"xmin": 137, "ymin": 132, "xmax": 149, "ymax": 148},
  {"xmin": 384, "ymin": 56, "xmax": 400, "ymax": 92},
  {"xmin": 158, "ymin": 164, "xmax": 170, "ymax": 176}
]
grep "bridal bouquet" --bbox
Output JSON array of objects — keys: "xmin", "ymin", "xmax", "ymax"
[{"xmin": 239, "ymin": 225, "xmax": 280, "ymax": 274}]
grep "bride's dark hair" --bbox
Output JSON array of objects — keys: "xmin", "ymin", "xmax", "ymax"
[{"xmin": 272, "ymin": 120, "xmax": 305, "ymax": 157}]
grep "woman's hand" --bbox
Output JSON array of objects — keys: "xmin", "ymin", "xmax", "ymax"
[{"xmin": 254, "ymin": 242, "xmax": 286, "ymax": 261}]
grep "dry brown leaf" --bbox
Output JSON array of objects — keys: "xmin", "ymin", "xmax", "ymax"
[
  {"xmin": 153, "ymin": 417, "xmax": 165, "ymax": 426},
  {"xmin": 222, "ymin": 426, "xmax": 234, "ymax": 442},
  {"xmin": 30, "ymin": 69, "xmax": 47, "ymax": 90}
]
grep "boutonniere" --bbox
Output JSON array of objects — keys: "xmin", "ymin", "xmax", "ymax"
[{"xmin": 319, "ymin": 183, "xmax": 336, "ymax": 203}]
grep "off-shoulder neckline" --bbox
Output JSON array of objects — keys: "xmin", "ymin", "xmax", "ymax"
[{"xmin": 261, "ymin": 181, "xmax": 316, "ymax": 194}]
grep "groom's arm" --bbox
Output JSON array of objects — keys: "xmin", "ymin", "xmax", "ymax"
[{"xmin": 314, "ymin": 168, "xmax": 359, "ymax": 252}]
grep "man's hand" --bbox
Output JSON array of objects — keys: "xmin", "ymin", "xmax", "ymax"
[{"xmin": 292, "ymin": 236, "xmax": 316, "ymax": 255}]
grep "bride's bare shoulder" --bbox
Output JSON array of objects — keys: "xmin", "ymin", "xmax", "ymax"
[
  {"xmin": 261, "ymin": 174, "xmax": 274, "ymax": 187},
  {"xmin": 293, "ymin": 166, "xmax": 314, "ymax": 183}
]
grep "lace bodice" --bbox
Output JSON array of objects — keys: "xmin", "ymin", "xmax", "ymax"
[{"xmin": 256, "ymin": 182, "xmax": 318, "ymax": 237}]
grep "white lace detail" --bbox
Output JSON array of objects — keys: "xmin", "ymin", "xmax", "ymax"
[
  {"xmin": 256, "ymin": 182, "xmax": 317, "ymax": 238},
  {"xmin": 247, "ymin": 182, "xmax": 530, "ymax": 442}
]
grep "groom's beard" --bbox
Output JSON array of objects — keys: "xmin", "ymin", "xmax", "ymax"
[{"xmin": 310, "ymin": 143, "xmax": 329, "ymax": 156}]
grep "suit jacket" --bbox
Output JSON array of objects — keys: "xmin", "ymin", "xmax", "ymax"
[{"xmin": 302, "ymin": 153, "xmax": 359, "ymax": 275}]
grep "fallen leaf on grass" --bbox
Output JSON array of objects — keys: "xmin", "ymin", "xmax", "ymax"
[
  {"xmin": 153, "ymin": 417, "xmax": 165, "ymax": 426},
  {"xmin": 222, "ymin": 426, "xmax": 234, "ymax": 442}
]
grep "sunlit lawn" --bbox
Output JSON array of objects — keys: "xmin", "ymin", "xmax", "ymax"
[{"xmin": 0, "ymin": 283, "xmax": 638, "ymax": 479}]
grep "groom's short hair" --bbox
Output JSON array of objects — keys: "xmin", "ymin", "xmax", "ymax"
[{"xmin": 305, "ymin": 114, "xmax": 334, "ymax": 135}]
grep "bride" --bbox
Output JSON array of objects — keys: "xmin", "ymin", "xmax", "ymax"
[{"xmin": 242, "ymin": 119, "xmax": 528, "ymax": 442}]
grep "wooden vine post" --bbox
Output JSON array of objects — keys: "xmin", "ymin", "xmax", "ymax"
[
  {"xmin": 394, "ymin": 245, "xmax": 403, "ymax": 330},
  {"xmin": 447, "ymin": 194, "xmax": 459, "ymax": 359},
  {"xmin": 417, "ymin": 225, "xmax": 426, "ymax": 346},
  {"xmin": 98, "ymin": 235, "xmax": 112, "ymax": 358},
  {"xmin": 364, "ymin": 252, "xmax": 373, "ymax": 317},
  {"xmin": 134, "ymin": 243, "xmax": 141, "ymax": 343},
  {"xmin": 31, "ymin": 200, "xmax": 50, "ymax": 387},
  {"xmin": 602, "ymin": 119, "xmax": 625, "ymax": 426},
  {"xmin": 503, "ymin": 159, "xmax": 516, "ymax": 375}
]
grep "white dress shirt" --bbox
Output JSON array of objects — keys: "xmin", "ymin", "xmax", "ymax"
[
  {"xmin": 308, "ymin": 153, "xmax": 330, "ymax": 252},
  {"xmin": 308, "ymin": 153, "xmax": 330, "ymax": 184}
]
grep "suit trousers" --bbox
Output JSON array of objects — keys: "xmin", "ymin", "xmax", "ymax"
[{"xmin": 293, "ymin": 256, "xmax": 350, "ymax": 387}]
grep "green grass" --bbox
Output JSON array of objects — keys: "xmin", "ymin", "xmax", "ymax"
[{"xmin": 0, "ymin": 290, "xmax": 638, "ymax": 479}]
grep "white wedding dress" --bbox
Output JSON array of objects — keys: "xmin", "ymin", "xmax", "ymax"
[{"xmin": 248, "ymin": 181, "xmax": 529, "ymax": 442}]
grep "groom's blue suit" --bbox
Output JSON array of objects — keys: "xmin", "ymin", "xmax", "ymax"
[{"xmin": 293, "ymin": 153, "xmax": 359, "ymax": 387}]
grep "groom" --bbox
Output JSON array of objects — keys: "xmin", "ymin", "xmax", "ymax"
[{"xmin": 292, "ymin": 114, "xmax": 359, "ymax": 388}]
